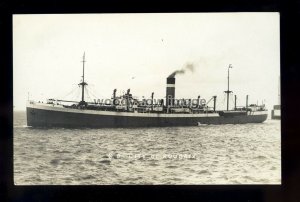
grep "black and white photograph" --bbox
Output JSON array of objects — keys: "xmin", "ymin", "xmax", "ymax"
[{"xmin": 13, "ymin": 13, "xmax": 280, "ymax": 185}]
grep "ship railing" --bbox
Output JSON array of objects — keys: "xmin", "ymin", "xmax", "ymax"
[
  {"xmin": 203, "ymin": 106, "xmax": 215, "ymax": 113},
  {"xmin": 235, "ymin": 106, "xmax": 247, "ymax": 111}
]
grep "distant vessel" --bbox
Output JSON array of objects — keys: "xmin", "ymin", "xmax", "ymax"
[
  {"xmin": 271, "ymin": 77, "xmax": 281, "ymax": 120},
  {"xmin": 26, "ymin": 54, "xmax": 268, "ymax": 128}
]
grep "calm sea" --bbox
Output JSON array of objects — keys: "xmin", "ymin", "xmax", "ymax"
[{"xmin": 13, "ymin": 111, "xmax": 281, "ymax": 185}]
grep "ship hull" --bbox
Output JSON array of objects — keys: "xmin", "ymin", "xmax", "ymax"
[{"xmin": 26, "ymin": 103, "xmax": 268, "ymax": 128}]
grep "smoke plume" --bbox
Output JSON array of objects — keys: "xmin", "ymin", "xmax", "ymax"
[{"xmin": 168, "ymin": 63, "xmax": 195, "ymax": 78}]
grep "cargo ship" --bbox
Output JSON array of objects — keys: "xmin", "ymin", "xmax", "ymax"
[{"xmin": 26, "ymin": 54, "xmax": 268, "ymax": 128}]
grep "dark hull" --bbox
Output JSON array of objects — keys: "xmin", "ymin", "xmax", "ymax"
[{"xmin": 27, "ymin": 107, "xmax": 268, "ymax": 128}]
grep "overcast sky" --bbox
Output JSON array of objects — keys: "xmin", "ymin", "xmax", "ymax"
[{"xmin": 13, "ymin": 13, "xmax": 280, "ymax": 111}]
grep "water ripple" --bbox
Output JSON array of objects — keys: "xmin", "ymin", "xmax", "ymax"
[{"xmin": 14, "ymin": 111, "xmax": 281, "ymax": 185}]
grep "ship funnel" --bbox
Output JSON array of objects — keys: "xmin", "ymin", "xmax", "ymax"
[
  {"xmin": 151, "ymin": 92, "xmax": 154, "ymax": 111},
  {"xmin": 166, "ymin": 77, "xmax": 175, "ymax": 107},
  {"xmin": 113, "ymin": 89, "xmax": 117, "ymax": 99}
]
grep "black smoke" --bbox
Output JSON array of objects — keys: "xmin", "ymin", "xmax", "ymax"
[{"xmin": 168, "ymin": 63, "xmax": 195, "ymax": 78}]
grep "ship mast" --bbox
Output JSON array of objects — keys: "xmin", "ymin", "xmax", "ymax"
[
  {"xmin": 79, "ymin": 52, "xmax": 88, "ymax": 105},
  {"xmin": 224, "ymin": 64, "xmax": 233, "ymax": 111}
]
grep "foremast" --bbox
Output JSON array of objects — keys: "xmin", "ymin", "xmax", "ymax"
[{"xmin": 78, "ymin": 52, "xmax": 88, "ymax": 106}]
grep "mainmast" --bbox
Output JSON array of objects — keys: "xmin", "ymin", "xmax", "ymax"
[
  {"xmin": 78, "ymin": 52, "xmax": 88, "ymax": 105},
  {"xmin": 224, "ymin": 64, "xmax": 233, "ymax": 111}
]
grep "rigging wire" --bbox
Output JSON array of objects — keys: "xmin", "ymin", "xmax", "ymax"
[
  {"xmin": 53, "ymin": 84, "xmax": 77, "ymax": 100},
  {"xmin": 75, "ymin": 86, "xmax": 81, "ymax": 101},
  {"xmin": 85, "ymin": 87, "xmax": 94, "ymax": 102},
  {"xmin": 70, "ymin": 87, "xmax": 77, "ymax": 101},
  {"xmin": 86, "ymin": 87, "xmax": 100, "ymax": 99},
  {"xmin": 222, "ymin": 93, "xmax": 226, "ymax": 104},
  {"xmin": 86, "ymin": 85, "xmax": 105, "ymax": 99},
  {"xmin": 58, "ymin": 85, "xmax": 78, "ymax": 100},
  {"xmin": 85, "ymin": 87, "xmax": 91, "ymax": 101},
  {"xmin": 216, "ymin": 93, "xmax": 226, "ymax": 110},
  {"xmin": 230, "ymin": 94, "xmax": 234, "ymax": 103}
]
